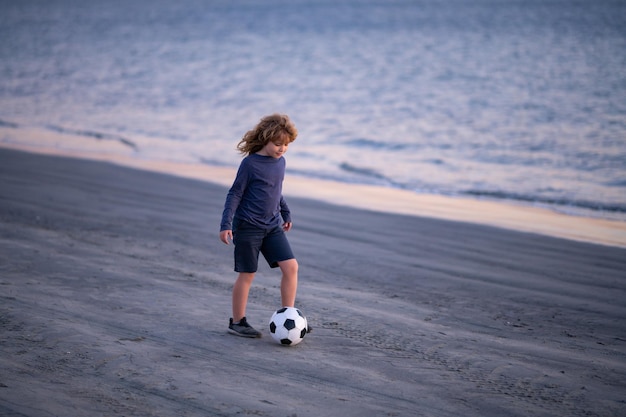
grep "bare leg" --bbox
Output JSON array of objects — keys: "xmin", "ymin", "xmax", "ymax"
[
  {"xmin": 232, "ymin": 272, "xmax": 255, "ymax": 322},
  {"xmin": 278, "ymin": 259, "xmax": 298, "ymax": 307}
]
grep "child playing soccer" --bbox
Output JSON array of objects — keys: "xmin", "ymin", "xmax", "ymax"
[{"xmin": 219, "ymin": 114, "xmax": 299, "ymax": 338}]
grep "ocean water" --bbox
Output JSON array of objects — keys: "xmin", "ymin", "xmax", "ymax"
[{"xmin": 1, "ymin": 0, "xmax": 625, "ymax": 220}]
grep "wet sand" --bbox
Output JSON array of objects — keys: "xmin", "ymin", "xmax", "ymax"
[{"xmin": 1, "ymin": 148, "xmax": 625, "ymax": 416}]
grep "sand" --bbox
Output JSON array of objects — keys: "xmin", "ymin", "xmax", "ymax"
[{"xmin": 1, "ymin": 147, "xmax": 625, "ymax": 417}]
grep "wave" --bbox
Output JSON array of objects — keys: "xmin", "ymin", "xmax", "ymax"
[
  {"xmin": 344, "ymin": 138, "xmax": 414, "ymax": 151},
  {"xmin": 198, "ymin": 157, "xmax": 232, "ymax": 168},
  {"xmin": 337, "ymin": 162, "xmax": 412, "ymax": 189},
  {"xmin": 45, "ymin": 124, "xmax": 138, "ymax": 150},
  {"xmin": 288, "ymin": 164, "xmax": 402, "ymax": 189},
  {"xmin": 0, "ymin": 119, "xmax": 139, "ymax": 152},
  {"xmin": 0, "ymin": 119, "xmax": 19, "ymax": 128},
  {"xmin": 462, "ymin": 189, "xmax": 626, "ymax": 215},
  {"xmin": 339, "ymin": 162, "xmax": 387, "ymax": 180},
  {"xmin": 295, "ymin": 160, "xmax": 626, "ymax": 220}
]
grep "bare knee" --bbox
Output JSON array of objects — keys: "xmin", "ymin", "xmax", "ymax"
[
  {"xmin": 279, "ymin": 259, "xmax": 298, "ymax": 276},
  {"xmin": 236, "ymin": 272, "xmax": 255, "ymax": 285}
]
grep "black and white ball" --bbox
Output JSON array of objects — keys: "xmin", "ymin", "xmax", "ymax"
[{"xmin": 269, "ymin": 307, "xmax": 308, "ymax": 346}]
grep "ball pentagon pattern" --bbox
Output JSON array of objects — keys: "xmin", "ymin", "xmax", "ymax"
[{"xmin": 269, "ymin": 307, "xmax": 308, "ymax": 346}]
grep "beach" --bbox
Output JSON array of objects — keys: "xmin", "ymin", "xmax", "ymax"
[{"xmin": 1, "ymin": 147, "xmax": 625, "ymax": 416}]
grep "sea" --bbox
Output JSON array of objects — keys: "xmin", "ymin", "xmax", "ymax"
[{"xmin": 1, "ymin": 0, "xmax": 625, "ymax": 221}]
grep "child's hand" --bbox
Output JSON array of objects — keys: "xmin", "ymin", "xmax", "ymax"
[
  {"xmin": 220, "ymin": 230, "xmax": 233, "ymax": 244},
  {"xmin": 283, "ymin": 222, "xmax": 292, "ymax": 232}
]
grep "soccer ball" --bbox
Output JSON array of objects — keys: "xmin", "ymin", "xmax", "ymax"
[{"xmin": 269, "ymin": 307, "xmax": 308, "ymax": 346}]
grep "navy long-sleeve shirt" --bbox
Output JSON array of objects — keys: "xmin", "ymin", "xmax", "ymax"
[{"xmin": 220, "ymin": 153, "xmax": 291, "ymax": 231}]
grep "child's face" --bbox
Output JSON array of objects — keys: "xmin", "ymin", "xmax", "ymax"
[{"xmin": 258, "ymin": 138, "xmax": 289, "ymax": 159}]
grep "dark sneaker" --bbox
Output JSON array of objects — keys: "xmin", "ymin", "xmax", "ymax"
[{"xmin": 228, "ymin": 317, "xmax": 262, "ymax": 338}]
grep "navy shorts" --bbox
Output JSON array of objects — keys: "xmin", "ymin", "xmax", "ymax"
[{"xmin": 233, "ymin": 220, "xmax": 295, "ymax": 273}]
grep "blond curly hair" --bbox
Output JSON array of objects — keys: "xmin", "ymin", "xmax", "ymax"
[{"xmin": 237, "ymin": 114, "xmax": 298, "ymax": 155}]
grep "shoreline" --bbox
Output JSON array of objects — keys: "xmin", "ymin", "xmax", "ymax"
[{"xmin": 1, "ymin": 137, "xmax": 625, "ymax": 248}]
